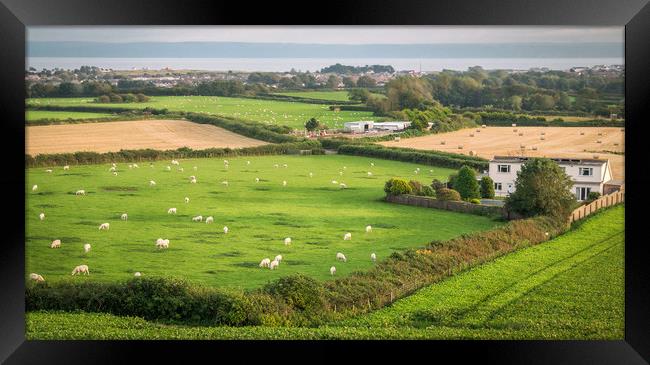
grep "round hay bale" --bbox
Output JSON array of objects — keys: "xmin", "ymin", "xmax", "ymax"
[
  {"xmin": 441, "ymin": 141, "xmax": 446, "ymax": 145},
  {"xmin": 469, "ymin": 150, "xmax": 476, "ymax": 156},
  {"xmin": 457, "ymin": 145, "xmax": 464, "ymax": 150},
  {"xmin": 481, "ymin": 124, "xmax": 487, "ymax": 128},
  {"xmin": 518, "ymin": 132, "xmax": 524, "ymax": 136},
  {"xmin": 470, "ymin": 133, "xmax": 475, "ymax": 137}
]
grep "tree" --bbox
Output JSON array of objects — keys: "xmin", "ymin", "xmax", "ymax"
[
  {"xmin": 447, "ymin": 173, "xmax": 458, "ymax": 190},
  {"xmin": 505, "ymin": 158, "xmax": 576, "ymax": 219},
  {"xmin": 348, "ymin": 88, "xmax": 371, "ymax": 102},
  {"xmin": 509, "ymin": 95, "xmax": 523, "ymax": 111},
  {"xmin": 436, "ymin": 188, "xmax": 461, "ymax": 201},
  {"xmin": 384, "ymin": 178, "xmax": 413, "ymax": 196},
  {"xmin": 480, "ymin": 176, "xmax": 495, "ymax": 199},
  {"xmin": 305, "ymin": 117, "xmax": 320, "ymax": 131},
  {"xmin": 431, "ymin": 179, "xmax": 446, "ymax": 191},
  {"xmin": 356, "ymin": 75, "xmax": 377, "ymax": 88},
  {"xmin": 326, "ymin": 75, "xmax": 340, "ymax": 89},
  {"xmin": 454, "ymin": 166, "xmax": 481, "ymax": 200},
  {"xmin": 342, "ymin": 77, "xmax": 356, "ymax": 88}
]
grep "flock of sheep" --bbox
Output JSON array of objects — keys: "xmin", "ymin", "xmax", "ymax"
[{"xmin": 29, "ymin": 157, "xmax": 383, "ymax": 283}]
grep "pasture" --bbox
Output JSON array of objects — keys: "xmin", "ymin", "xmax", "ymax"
[
  {"xmin": 26, "ymin": 119, "xmax": 267, "ymax": 155},
  {"xmin": 26, "ymin": 155, "xmax": 501, "ymax": 290},
  {"xmin": 26, "ymin": 110, "xmax": 115, "ymax": 122},
  {"xmin": 273, "ymin": 91, "xmax": 352, "ymax": 102},
  {"xmin": 26, "ymin": 205, "xmax": 624, "ymax": 339},
  {"xmin": 27, "ymin": 96, "xmax": 375, "ymax": 129},
  {"xmin": 381, "ymin": 126, "xmax": 625, "ymax": 179}
]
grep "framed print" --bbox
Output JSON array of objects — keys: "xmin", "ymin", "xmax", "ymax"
[{"xmin": 1, "ymin": 0, "xmax": 648, "ymax": 363}]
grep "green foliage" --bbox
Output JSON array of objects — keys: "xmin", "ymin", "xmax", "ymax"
[
  {"xmin": 263, "ymin": 275, "xmax": 326, "ymax": 320},
  {"xmin": 447, "ymin": 173, "xmax": 458, "ymax": 190},
  {"xmin": 480, "ymin": 176, "xmax": 496, "ymax": 199},
  {"xmin": 305, "ymin": 117, "xmax": 320, "ymax": 131},
  {"xmin": 505, "ymin": 158, "xmax": 577, "ymax": 219},
  {"xmin": 408, "ymin": 180, "xmax": 424, "ymax": 195},
  {"xmin": 384, "ymin": 178, "xmax": 413, "ymax": 196},
  {"xmin": 587, "ymin": 192, "xmax": 601, "ymax": 202},
  {"xmin": 184, "ymin": 113, "xmax": 297, "ymax": 144},
  {"xmin": 454, "ymin": 166, "xmax": 481, "ymax": 200},
  {"xmin": 436, "ymin": 188, "xmax": 461, "ymax": 201},
  {"xmin": 470, "ymin": 198, "xmax": 482, "ymax": 204},
  {"xmin": 420, "ymin": 185, "xmax": 436, "ymax": 197},
  {"xmin": 476, "ymin": 111, "xmax": 624, "ymax": 128},
  {"xmin": 431, "ymin": 179, "xmax": 446, "ymax": 192}
]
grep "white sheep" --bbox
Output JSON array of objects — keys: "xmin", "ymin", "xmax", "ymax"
[
  {"xmin": 179, "ymin": 167, "xmax": 185, "ymax": 172},
  {"xmin": 270, "ymin": 260, "xmax": 280, "ymax": 270},
  {"xmin": 45, "ymin": 169, "xmax": 53, "ymax": 173},
  {"xmin": 365, "ymin": 225, "xmax": 372, "ymax": 233},
  {"xmin": 343, "ymin": 232, "xmax": 352, "ymax": 240},
  {"xmin": 99, "ymin": 223, "xmax": 110, "ymax": 230},
  {"xmin": 274, "ymin": 164, "xmax": 279, "ymax": 168},
  {"xmin": 71, "ymin": 265, "xmax": 90, "ymax": 275},
  {"xmin": 149, "ymin": 180, "xmax": 156, "ymax": 186},
  {"xmin": 246, "ymin": 161, "xmax": 251, "ymax": 165},
  {"xmin": 63, "ymin": 165, "xmax": 70, "ymax": 170},
  {"xmin": 29, "ymin": 273, "xmax": 45, "ymax": 282},
  {"xmin": 50, "ymin": 239, "xmax": 61, "ymax": 248},
  {"xmin": 155, "ymin": 238, "xmax": 170, "ymax": 249},
  {"xmin": 193, "ymin": 166, "xmax": 198, "ymax": 171},
  {"xmin": 189, "ymin": 175, "xmax": 196, "ymax": 180},
  {"xmin": 371, "ymin": 253, "xmax": 377, "ymax": 262},
  {"xmin": 330, "ymin": 266, "xmax": 336, "ymax": 275},
  {"xmin": 223, "ymin": 226, "xmax": 229, "ymax": 234},
  {"xmin": 128, "ymin": 164, "xmax": 133, "ymax": 169},
  {"xmin": 343, "ymin": 166, "xmax": 347, "ymax": 170},
  {"xmin": 112, "ymin": 163, "xmax": 117, "ymax": 168},
  {"xmin": 190, "ymin": 178, "xmax": 197, "ymax": 184},
  {"xmin": 184, "ymin": 197, "xmax": 190, "ymax": 204},
  {"xmin": 339, "ymin": 171, "xmax": 343, "ymax": 176},
  {"xmin": 121, "ymin": 213, "xmax": 128, "ymax": 221},
  {"xmin": 370, "ymin": 162, "xmax": 375, "ymax": 167},
  {"xmin": 166, "ymin": 166, "xmax": 171, "ymax": 171},
  {"xmin": 255, "ymin": 178, "xmax": 260, "ymax": 183},
  {"xmin": 284, "ymin": 237, "xmax": 292, "ymax": 245},
  {"xmin": 168, "ymin": 207, "xmax": 177, "ymax": 214},
  {"xmin": 223, "ymin": 159, "xmax": 229, "ymax": 165},
  {"xmin": 83, "ymin": 243, "xmax": 91, "ymax": 253},
  {"xmin": 282, "ymin": 180, "xmax": 287, "ymax": 187},
  {"xmin": 222, "ymin": 181, "xmax": 229, "ymax": 187},
  {"xmin": 113, "ymin": 172, "xmax": 118, "ymax": 176},
  {"xmin": 205, "ymin": 216, "xmax": 214, "ymax": 224},
  {"xmin": 109, "ymin": 166, "xmax": 116, "ymax": 172},
  {"xmin": 309, "ymin": 172, "xmax": 313, "ymax": 178},
  {"xmin": 340, "ymin": 183, "xmax": 347, "ymax": 189},
  {"xmin": 336, "ymin": 252, "xmax": 347, "ymax": 262},
  {"xmin": 39, "ymin": 212, "xmax": 45, "ymax": 221},
  {"xmin": 259, "ymin": 258, "xmax": 271, "ymax": 268},
  {"xmin": 171, "ymin": 159, "xmax": 179, "ymax": 165},
  {"xmin": 192, "ymin": 215, "xmax": 203, "ymax": 222},
  {"xmin": 367, "ymin": 172, "xmax": 373, "ymax": 176},
  {"xmin": 331, "ymin": 180, "xmax": 338, "ymax": 184},
  {"xmin": 274, "ymin": 254, "xmax": 283, "ymax": 262},
  {"xmin": 133, "ymin": 164, "xmax": 139, "ymax": 168},
  {"xmin": 75, "ymin": 189, "xmax": 85, "ymax": 195},
  {"xmin": 283, "ymin": 164, "xmax": 288, "ymax": 168},
  {"xmin": 134, "ymin": 272, "xmax": 142, "ymax": 277}
]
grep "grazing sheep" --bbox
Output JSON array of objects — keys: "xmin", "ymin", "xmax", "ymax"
[
  {"xmin": 340, "ymin": 183, "xmax": 347, "ymax": 189},
  {"xmin": 63, "ymin": 165, "xmax": 70, "ymax": 170},
  {"xmin": 128, "ymin": 164, "xmax": 133, "ymax": 169},
  {"xmin": 284, "ymin": 237, "xmax": 292, "ymax": 245},
  {"xmin": 168, "ymin": 207, "xmax": 177, "ymax": 214},
  {"xmin": 339, "ymin": 171, "xmax": 343, "ymax": 176},
  {"xmin": 39, "ymin": 212, "xmax": 45, "ymax": 221},
  {"xmin": 223, "ymin": 226, "xmax": 229, "ymax": 234},
  {"xmin": 83, "ymin": 243, "xmax": 91, "ymax": 253},
  {"xmin": 223, "ymin": 160, "xmax": 229, "ymax": 165},
  {"xmin": 45, "ymin": 169, "xmax": 53, "ymax": 173},
  {"xmin": 336, "ymin": 252, "xmax": 347, "ymax": 262},
  {"xmin": 71, "ymin": 265, "xmax": 90, "ymax": 275},
  {"xmin": 133, "ymin": 164, "xmax": 138, "ymax": 168},
  {"xmin": 29, "ymin": 273, "xmax": 45, "ymax": 282},
  {"xmin": 193, "ymin": 166, "xmax": 198, "ymax": 171},
  {"xmin": 309, "ymin": 172, "xmax": 313, "ymax": 178},
  {"xmin": 371, "ymin": 253, "xmax": 377, "ymax": 262},
  {"xmin": 189, "ymin": 175, "xmax": 196, "ymax": 180},
  {"xmin": 190, "ymin": 178, "xmax": 197, "ymax": 184},
  {"xmin": 192, "ymin": 215, "xmax": 203, "ymax": 222},
  {"xmin": 184, "ymin": 197, "xmax": 190, "ymax": 203},
  {"xmin": 365, "ymin": 225, "xmax": 372, "ymax": 233},
  {"xmin": 414, "ymin": 170, "xmax": 419, "ymax": 174},
  {"xmin": 274, "ymin": 164, "xmax": 279, "ymax": 168},
  {"xmin": 343, "ymin": 232, "xmax": 352, "ymax": 240},
  {"xmin": 155, "ymin": 238, "xmax": 170, "ymax": 249},
  {"xmin": 32, "ymin": 185, "xmax": 38, "ymax": 191},
  {"xmin": 179, "ymin": 167, "xmax": 185, "ymax": 172},
  {"xmin": 121, "ymin": 213, "xmax": 128, "ymax": 221},
  {"xmin": 171, "ymin": 160, "xmax": 179, "ymax": 165},
  {"xmin": 274, "ymin": 254, "xmax": 282, "ymax": 262},
  {"xmin": 259, "ymin": 258, "xmax": 271, "ymax": 268},
  {"xmin": 113, "ymin": 172, "xmax": 118, "ymax": 176},
  {"xmin": 149, "ymin": 180, "xmax": 156, "ymax": 186},
  {"xmin": 370, "ymin": 162, "xmax": 375, "ymax": 167},
  {"xmin": 99, "ymin": 223, "xmax": 110, "ymax": 230},
  {"xmin": 343, "ymin": 166, "xmax": 347, "ymax": 170},
  {"xmin": 166, "ymin": 166, "xmax": 171, "ymax": 171},
  {"xmin": 134, "ymin": 272, "xmax": 142, "ymax": 277},
  {"xmin": 112, "ymin": 163, "xmax": 117, "ymax": 168},
  {"xmin": 270, "ymin": 260, "xmax": 280, "ymax": 270},
  {"xmin": 331, "ymin": 180, "xmax": 338, "ymax": 184},
  {"xmin": 75, "ymin": 189, "xmax": 86, "ymax": 195},
  {"xmin": 205, "ymin": 216, "xmax": 214, "ymax": 224},
  {"xmin": 222, "ymin": 181, "xmax": 229, "ymax": 187},
  {"xmin": 246, "ymin": 161, "xmax": 251, "ymax": 165},
  {"xmin": 50, "ymin": 239, "xmax": 61, "ymax": 249},
  {"xmin": 282, "ymin": 180, "xmax": 287, "ymax": 187},
  {"xmin": 367, "ymin": 172, "xmax": 373, "ymax": 176},
  {"xmin": 330, "ymin": 266, "xmax": 336, "ymax": 275},
  {"xmin": 283, "ymin": 164, "xmax": 288, "ymax": 168},
  {"xmin": 255, "ymin": 177, "xmax": 260, "ymax": 183},
  {"xmin": 109, "ymin": 166, "xmax": 116, "ymax": 172}
]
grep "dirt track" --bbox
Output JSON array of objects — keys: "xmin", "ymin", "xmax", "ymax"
[
  {"xmin": 380, "ymin": 126, "xmax": 625, "ymax": 179},
  {"xmin": 26, "ymin": 119, "xmax": 267, "ymax": 155}
]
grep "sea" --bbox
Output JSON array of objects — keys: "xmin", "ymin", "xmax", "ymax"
[{"xmin": 26, "ymin": 57, "xmax": 624, "ymax": 72}]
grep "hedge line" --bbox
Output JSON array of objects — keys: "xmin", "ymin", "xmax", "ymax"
[
  {"xmin": 328, "ymin": 104, "xmax": 375, "ymax": 112},
  {"xmin": 26, "ymin": 104, "xmax": 169, "ymax": 115},
  {"xmin": 25, "ymin": 141, "xmax": 323, "ymax": 168},
  {"xmin": 26, "ymin": 214, "xmax": 567, "ymax": 326},
  {"xmin": 184, "ymin": 113, "xmax": 298, "ymax": 144},
  {"xmin": 337, "ymin": 144, "xmax": 489, "ymax": 170},
  {"xmin": 240, "ymin": 93, "xmax": 360, "ymax": 105},
  {"xmin": 477, "ymin": 111, "xmax": 625, "ymax": 128}
]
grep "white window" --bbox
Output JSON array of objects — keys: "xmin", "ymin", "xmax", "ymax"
[
  {"xmin": 576, "ymin": 187, "xmax": 591, "ymax": 201},
  {"xmin": 494, "ymin": 182, "xmax": 502, "ymax": 191},
  {"xmin": 497, "ymin": 164, "xmax": 511, "ymax": 173},
  {"xmin": 579, "ymin": 167, "xmax": 593, "ymax": 176}
]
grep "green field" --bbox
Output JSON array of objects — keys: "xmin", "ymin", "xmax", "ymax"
[
  {"xmin": 26, "ymin": 155, "xmax": 500, "ymax": 290},
  {"xmin": 273, "ymin": 91, "xmax": 352, "ymax": 102},
  {"xmin": 26, "ymin": 110, "xmax": 116, "ymax": 122},
  {"xmin": 27, "ymin": 96, "xmax": 374, "ymax": 129},
  {"xmin": 26, "ymin": 205, "xmax": 624, "ymax": 339}
]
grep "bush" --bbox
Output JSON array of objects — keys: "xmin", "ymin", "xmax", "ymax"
[
  {"xmin": 480, "ymin": 176, "xmax": 496, "ymax": 199},
  {"xmin": 337, "ymin": 145, "xmax": 488, "ymax": 170},
  {"xmin": 384, "ymin": 178, "xmax": 413, "ymax": 196},
  {"xmin": 421, "ymin": 185, "xmax": 435, "ymax": 197},
  {"xmin": 447, "ymin": 173, "xmax": 458, "ymax": 190},
  {"xmin": 455, "ymin": 166, "xmax": 481, "ymax": 200},
  {"xmin": 436, "ymin": 188, "xmax": 461, "ymax": 201},
  {"xmin": 470, "ymin": 198, "xmax": 481, "ymax": 204},
  {"xmin": 587, "ymin": 192, "xmax": 601, "ymax": 201},
  {"xmin": 96, "ymin": 95, "xmax": 110, "ymax": 103},
  {"xmin": 430, "ymin": 179, "xmax": 446, "ymax": 191},
  {"xmin": 109, "ymin": 93, "xmax": 123, "ymax": 103},
  {"xmin": 408, "ymin": 180, "xmax": 424, "ymax": 195},
  {"xmin": 263, "ymin": 275, "xmax": 326, "ymax": 316},
  {"xmin": 185, "ymin": 113, "xmax": 297, "ymax": 144}
]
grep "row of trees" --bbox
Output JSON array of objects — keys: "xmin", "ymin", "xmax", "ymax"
[{"xmin": 94, "ymin": 93, "xmax": 150, "ymax": 103}]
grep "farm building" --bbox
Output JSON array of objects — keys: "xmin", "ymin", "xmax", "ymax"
[
  {"xmin": 373, "ymin": 121, "xmax": 411, "ymax": 131},
  {"xmin": 343, "ymin": 120, "xmax": 411, "ymax": 133},
  {"xmin": 488, "ymin": 156, "xmax": 621, "ymax": 201}
]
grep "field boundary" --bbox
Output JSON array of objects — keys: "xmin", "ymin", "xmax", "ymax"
[
  {"xmin": 385, "ymin": 194, "xmax": 507, "ymax": 219},
  {"xmin": 569, "ymin": 189, "xmax": 625, "ymax": 224}
]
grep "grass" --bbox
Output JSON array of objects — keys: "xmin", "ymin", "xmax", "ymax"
[
  {"xmin": 26, "ymin": 154, "xmax": 500, "ymax": 290},
  {"xmin": 26, "ymin": 205, "xmax": 623, "ymax": 340},
  {"xmin": 27, "ymin": 96, "xmax": 375, "ymax": 129},
  {"xmin": 26, "ymin": 110, "xmax": 116, "ymax": 122},
  {"xmin": 273, "ymin": 91, "xmax": 352, "ymax": 102}
]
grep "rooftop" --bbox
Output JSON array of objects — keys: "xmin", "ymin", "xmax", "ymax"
[{"xmin": 491, "ymin": 156, "xmax": 608, "ymax": 166}]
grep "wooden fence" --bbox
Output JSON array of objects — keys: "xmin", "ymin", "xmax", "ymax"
[{"xmin": 568, "ymin": 189, "xmax": 625, "ymax": 224}]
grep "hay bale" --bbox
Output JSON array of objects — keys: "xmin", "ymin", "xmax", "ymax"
[
  {"xmin": 441, "ymin": 141, "xmax": 446, "ymax": 145},
  {"xmin": 518, "ymin": 132, "xmax": 524, "ymax": 136},
  {"xmin": 481, "ymin": 124, "xmax": 487, "ymax": 128},
  {"xmin": 457, "ymin": 145, "xmax": 464, "ymax": 150}
]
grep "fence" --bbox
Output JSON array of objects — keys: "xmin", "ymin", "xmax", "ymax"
[
  {"xmin": 568, "ymin": 189, "xmax": 625, "ymax": 224},
  {"xmin": 385, "ymin": 194, "xmax": 508, "ymax": 219}
]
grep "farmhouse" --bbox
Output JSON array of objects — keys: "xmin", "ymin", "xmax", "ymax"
[
  {"xmin": 343, "ymin": 121, "xmax": 411, "ymax": 133},
  {"xmin": 488, "ymin": 156, "xmax": 621, "ymax": 201}
]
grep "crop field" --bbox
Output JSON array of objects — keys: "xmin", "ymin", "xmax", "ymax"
[
  {"xmin": 26, "ymin": 154, "xmax": 501, "ymax": 290},
  {"xmin": 26, "ymin": 119, "xmax": 267, "ymax": 155},
  {"xmin": 273, "ymin": 91, "xmax": 352, "ymax": 102},
  {"xmin": 26, "ymin": 110, "xmax": 116, "ymax": 122},
  {"xmin": 27, "ymin": 96, "xmax": 374, "ymax": 129},
  {"xmin": 26, "ymin": 205, "xmax": 624, "ymax": 339},
  {"xmin": 381, "ymin": 126, "xmax": 625, "ymax": 179}
]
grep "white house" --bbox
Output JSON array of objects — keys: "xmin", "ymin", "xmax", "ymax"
[
  {"xmin": 488, "ymin": 156, "xmax": 617, "ymax": 201},
  {"xmin": 373, "ymin": 121, "xmax": 411, "ymax": 131},
  {"xmin": 343, "ymin": 121, "xmax": 411, "ymax": 133}
]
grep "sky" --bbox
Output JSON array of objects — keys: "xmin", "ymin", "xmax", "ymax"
[{"xmin": 28, "ymin": 26, "xmax": 623, "ymax": 44}]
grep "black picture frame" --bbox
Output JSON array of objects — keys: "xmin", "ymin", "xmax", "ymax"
[{"xmin": 1, "ymin": 0, "xmax": 648, "ymax": 363}]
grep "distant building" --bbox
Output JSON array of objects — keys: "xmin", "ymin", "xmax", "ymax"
[
  {"xmin": 343, "ymin": 121, "xmax": 411, "ymax": 133},
  {"xmin": 373, "ymin": 121, "xmax": 411, "ymax": 131},
  {"xmin": 488, "ymin": 156, "xmax": 620, "ymax": 201},
  {"xmin": 344, "ymin": 121, "xmax": 374, "ymax": 133}
]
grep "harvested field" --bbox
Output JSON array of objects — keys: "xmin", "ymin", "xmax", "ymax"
[
  {"xmin": 26, "ymin": 119, "xmax": 267, "ymax": 155},
  {"xmin": 380, "ymin": 126, "xmax": 625, "ymax": 179}
]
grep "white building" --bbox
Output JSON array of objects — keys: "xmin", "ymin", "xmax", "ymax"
[
  {"xmin": 373, "ymin": 121, "xmax": 411, "ymax": 131},
  {"xmin": 343, "ymin": 121, "xmax": 411, "ymax": 133},
  {"xmin": 488, "ymin": 156, "xmax": 618, "ymax": 201}
]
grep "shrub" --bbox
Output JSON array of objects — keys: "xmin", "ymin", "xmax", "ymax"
[
  {"xmin": 447, "ymin": 173, "xmax": 458, "ymax": 190},
  {"xmin": 384, "ymin": 178, "xmax": 413, "ymax": 196},
  {"xmin": 262, "ymin": 275, "xmax": 326, "ymax": 316},
  {"xmin": 480, "ymin": 176, "xmax": 496, "ymax": 199},
  {"xmin": 436, "ymin": 188, "xmax": 461, "ymax": 201},
  {"xmin": 587, "ymin": 191, "xmax": 601, "ymax": 201},
  {"xmin": 109, "ymin": 93, "xmax": 123, "ymax": 103},
  {"xmin": 421, "ymin": 185, "xmax": 435, "ymax": 197},
  {"xmin": 408, "ymin": 180, "xmax": 424, "ymax": 195},
  {"xmin": 430, "ymin": 179, "xmax": 446, "ymax": 191},
  {"xmin": 470, "ymin": 198, "xmax": 481, "ymax": 204},
  {"xmin": 96, "ymin": 95, "xmax": 110, "ymax": 103},
  {"xmin": 455, "ymin": 166, "xmax": 481, "ymax": 200},
  {"xmin": 136, "ymin": 93, "xmax": 150, "ymax": 102}
]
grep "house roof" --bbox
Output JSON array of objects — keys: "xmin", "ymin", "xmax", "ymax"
[{"xmin": 491, "ymin": 156, "xmax": 608, "ymax": 166}]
